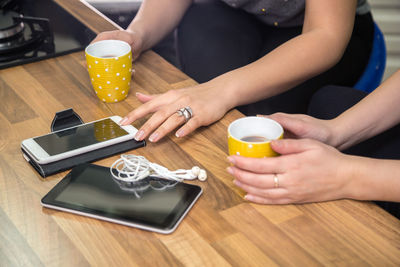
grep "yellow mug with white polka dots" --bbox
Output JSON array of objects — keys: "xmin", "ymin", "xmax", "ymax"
[
  {"xmin": 85, "ymin": 40, "xmax": 132, "ymax": 103},
  {"xmin": 228, "ymin": 117, "xmax": 283, "ymax": 158}
]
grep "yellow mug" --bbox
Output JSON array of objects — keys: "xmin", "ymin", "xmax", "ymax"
[
  {"xmin": 85, "ymin": 40, "xmax": 132, "ymax": 103},
  {"xmin": 228, "ymin": 117, "xmax": 283, "ymax": 158}
]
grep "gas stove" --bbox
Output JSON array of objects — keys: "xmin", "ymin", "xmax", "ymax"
[{"xmin": 0, "ymin": 0, "xmax": 96, "ymax": 69}]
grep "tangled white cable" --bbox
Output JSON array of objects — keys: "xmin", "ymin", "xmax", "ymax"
[{"xmin": 110, "ymin": 154, "xmax": 207, "ymax": 182}]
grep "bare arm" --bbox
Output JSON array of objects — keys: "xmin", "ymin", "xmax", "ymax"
[
  {"xmin": 127, "ymin": 0, "xmax": 193, "ymax": 51},
  {"xmin": 92, "ymin": 0, "xmax": 192, "ymax": 60},
  {"xmin": 347, "ymin": 155, "xmax": 400, "ymax": 202},
  {"xmin": 229, "ymin": 139, "xmax": 400, "ymax": 204},
  {"xmin": 119, "ymin": 0, "xmax": 361, "ymax": 142},
  {"xmin": 331, "ymin": 70, "xmax": 400, "ymax": 149},
  {"xmin": 210, "ymin": 0, "xmax": 358, "ymax": 109}
]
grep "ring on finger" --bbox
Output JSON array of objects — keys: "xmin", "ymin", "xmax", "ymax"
[
  {"xmin": 176, "ymin": 107, "xmax": 193, "ymax": 123},
  {"xmin": 185, "ymin": 106, "xmax": 193, "ymax": 117},
  {"xmin": 176, "ymin": 109, "xmax": 184, "ymax": 117}
]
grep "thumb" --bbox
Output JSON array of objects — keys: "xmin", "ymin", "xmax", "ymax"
[
  {"xmin": 268, "ymin": 113, "xmax": 304, "ymax": 135},
  {"xmin": 271, "ymin": 139, "xmax": 315, "ymax": 155}
]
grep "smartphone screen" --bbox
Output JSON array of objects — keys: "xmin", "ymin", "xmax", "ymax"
[{"xmin": 33, "ymin": 118, "xmax": 128, "ymax": 156}]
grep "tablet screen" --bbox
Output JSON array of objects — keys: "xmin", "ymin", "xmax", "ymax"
[{"xmin": 41, "ymin": 164, "xmax": 202, "ymax": 233}]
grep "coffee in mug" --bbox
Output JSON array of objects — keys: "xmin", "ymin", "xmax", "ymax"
[{"xmin": 228, "ymin": 116, "xmax": 283, "ymax": 158}]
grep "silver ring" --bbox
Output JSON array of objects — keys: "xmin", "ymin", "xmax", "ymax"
[
  {"xmin": 185, "ymin": 106, "xmax": 193, "ymax": 117},
  {"xmin": 273, "ymin": 174, "xmax": 279, "ymax": 188},
  {"xmin": 176, "ymin": 107, "xmax": 193, "ymax": 123}
]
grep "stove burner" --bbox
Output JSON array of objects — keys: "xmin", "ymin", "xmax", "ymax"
[
  {"xmin": 0, "ymin": 10, "xmax": 24, "ymax": 39},
  {"xmin": 0, "ymin": 0, "xmax": 96, "ymax": 70},
  {"xmin": 0, "ymin": 12, "xmax": 55, "ymax": 63}
]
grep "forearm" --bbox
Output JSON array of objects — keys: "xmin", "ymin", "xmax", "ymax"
[
  {"xmin": 344, "ymin": 155, "xmax": 400, "ymax": 202},
  {"xmin": 206, "ymin": 0, "xmax": 356, "ymax": 110},
  {"xmin": 211, "ymin": 29, "xmax": 349, "ymax": 109},
  {"xmin": 331, "ymin": 70, "xmax": 400, "ymax": 150},
  {"xmin": 127, "ymin": 0, "xmax": 192, "ymax": 51}
]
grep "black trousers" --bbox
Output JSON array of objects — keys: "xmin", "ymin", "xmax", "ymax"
[
  {"xmin": 308, "ymin": 85, "xmax": 400, "ymax": 220},
  {"xmin": 174, "ymin": 0, "xmax": 374, "ymax": 115}
]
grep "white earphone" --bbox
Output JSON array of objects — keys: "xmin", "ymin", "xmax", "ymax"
[{"xmin": 110, "ymin": 154, "xmax": 208, "ymax": 183}]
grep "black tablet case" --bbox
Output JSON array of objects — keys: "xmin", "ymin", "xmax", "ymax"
[{"xmin": 21, "ymin": 108, "xmax": 146, "ymax": 177}]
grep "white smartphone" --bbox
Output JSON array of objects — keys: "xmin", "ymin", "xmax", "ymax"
[{"xmin": 21, "ymin": 116, "xmax": 137, "ymax": 164}]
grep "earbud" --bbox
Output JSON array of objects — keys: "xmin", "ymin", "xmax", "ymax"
[
  {"xmin": 198, "ymin": 169, "xmax": 207, "ymax": 181},
  {"xmin": 110, "ymin": 155, "xmax": 208, "ymax": 183},
  {"xmin": 191, "ymin": 166, "xmax": 207, "ymax": 181},
  {"xmin": 191, "ymin": 166, "xmax": 201, "ymax": 177}
]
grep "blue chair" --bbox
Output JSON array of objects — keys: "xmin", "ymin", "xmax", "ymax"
[{"xmin": 354, "ymin": 22, "xmax": 386, "ymax": 93}]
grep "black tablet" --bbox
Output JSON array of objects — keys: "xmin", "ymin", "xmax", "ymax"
[{"xmin": 41, "ymin": 163, "xmax": 202, "ymax": 234}]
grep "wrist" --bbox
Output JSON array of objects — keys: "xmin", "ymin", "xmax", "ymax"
[
  {"xmin": 126, "ymin": 21, "xmax": 147, "ymax": 50},
  {"xmin": 206, "ymin": 74, "xmax": 242, "ymax": 111},
  {"xmin": 339, "ymin": 155, "xmax": 368, "ymax": 200},
  {"xmin": 328, "ymin": 117, "xmax": 350, "ymax": 149}
]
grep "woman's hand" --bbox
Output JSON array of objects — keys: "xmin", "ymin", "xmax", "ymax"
[
  {"xmin": 266, "ymin": 113, "xmax": 339, "ymax": 147},
  {"xmin": 91, "ymin": 29, "xmax": 144, "ymax": 61},
  {"xmin": 120, "ymin": 81, "xmax": 233, "ymax": 142},
  {"xmin": 227, "ymin": 138, "xmax": 355, "ymax": 204}
]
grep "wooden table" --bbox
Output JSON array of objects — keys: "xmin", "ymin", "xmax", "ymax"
[{"xmin": 1, "ymin": 1, "xmax": 400, "ymax": 266}]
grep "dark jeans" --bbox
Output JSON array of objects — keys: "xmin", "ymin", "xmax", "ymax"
[
  {"xmin": 308, "ymin": 85, "xmax": 400, "ymax": 220},
  {"xmin": 175, "ymin": 0, "xmax": 374, "ymax": 115}
]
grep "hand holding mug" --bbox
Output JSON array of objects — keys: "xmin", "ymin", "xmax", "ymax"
[
  {"xmin": 267, "ymin": 113, "xmax": 337, "ymax": 147},
  {"xmin": 227, "ymin": 138, "xmax": 353, "ymax": 204},
  {"xmin": 91, "ymin": 29, "xmax": 144, "ymax": 61}
]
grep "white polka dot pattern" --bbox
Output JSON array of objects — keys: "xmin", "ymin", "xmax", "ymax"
[{"xmin": 86, "ymin": 49, "xmax": 132, "ymax": 103}]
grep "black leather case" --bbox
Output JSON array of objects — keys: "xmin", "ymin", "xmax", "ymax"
[{"xmin": 21, "ymin": 108, "xmax": 146, "ymax": 177}]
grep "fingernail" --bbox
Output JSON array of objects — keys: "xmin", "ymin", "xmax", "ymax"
[
  {"xmin": 227, "ymin": 167, "xmax": 234, "ymax": 175},
  {"xmin": 233, "ymin": 179, "xmax": 241, "ymax": 186},
  {"xmin": 176, "ymin": 129, "xmax": 184, "ymax": 138},
  {"xmin": 148, "ymin": 132, "xmax": 159, "ymax": 142},
  {"xmin": 119, "ymin": 117, "xmax": 128, "ymax": 125},
  {"xmin": 135, "ymin": 130, "xmax": 144, "ymax": 141},
  {"xmin": 244, "ymin": 195, "xmax": 253, "ymax": 201},
  {"xmin": 271, "ymin": 139, "xmax": 280, "ymax": 147},
  {"xmin": 227, "ymin": 156, "xmax": 235, "ymax": 164}
]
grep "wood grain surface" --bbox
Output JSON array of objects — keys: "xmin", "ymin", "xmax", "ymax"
[{"xmin": 1, "ymin": 1, "xmax": 400, "ymax": 266}]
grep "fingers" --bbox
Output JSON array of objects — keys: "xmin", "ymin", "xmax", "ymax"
[
  {"xmin": 265, "ymin": 113, "xmax": 312, "ymax": 139},
  {"xmin": 234, "ymin": 178, "xmax": 291, "ymax": 204},
  {"xmin": 121, "ymin": 90, "xmax": 184, "ymax": 127},
  {"xmin": 271, "ymin": 138, "xmax": 317, "ymax": 155},
  {"xmin": 228, "ymin": 167, "xmax": 277, "ymax": 188},
  {"xmin": 147, "ymin": 106, "xmax": 203, "ymax": 141},
  {"xmin": 245, "ymin": 194, "xmax": 292, "ymax": 205},
  {"xmin": 134, "ymin": 104, "xmax": 179, "ymax": 140},
  {"xmin": 228, "ymin": 155, "xmax": 284, "ymax": 174},
  {"xmin": 148, "ymin": 112, "xmax": 186, "ymax": 142},
  {"xmin": 230, "ymin": 169, "xmax": 293, "ymax": 204},
  {"xmin": 91, "ymin": 31, "xmax": 117, "ymax": 44},
  {"xmin": 120, "ymin": 95, "xmax": 169, "ymax": 126},
  {"xmin": 136, "ymin": 92, "xmax": 156, "ymax": 103},
  {"xmin": 121, "ymin": 88, "xmax": 204, "ymax": 142},
  {"xmin": 175, "ymin": 116, "xmax": 201, "ymax": 138},
  {"xmin": 267, "ymin": 113, "xmax": 303, "ymax": 132},
  {"xmin": 91, "ymin": 30, "xmax": 136, "ymax": 49}
]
